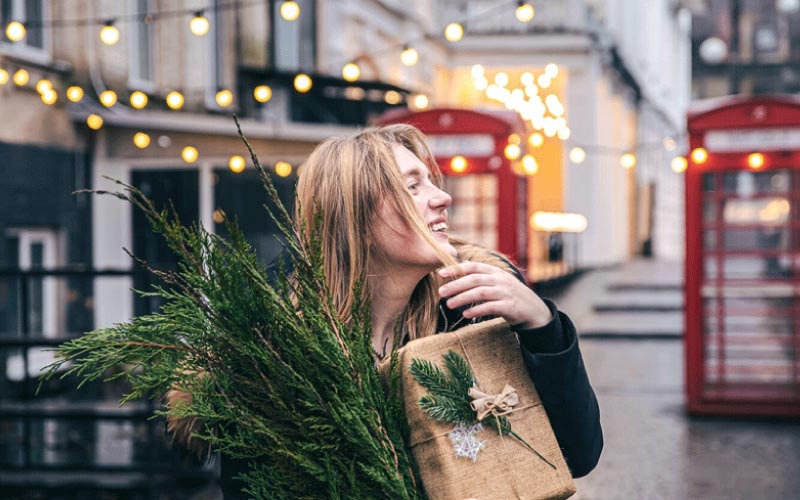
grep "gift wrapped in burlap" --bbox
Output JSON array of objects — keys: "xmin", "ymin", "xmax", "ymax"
[{"xmin": 389, "ymin": 317, "xmax": 576, "ymax": 500}]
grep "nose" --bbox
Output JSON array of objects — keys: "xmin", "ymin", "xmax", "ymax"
[{"xmin": 429, "ymin": 185, "xmax": 452, "ymax": 210}]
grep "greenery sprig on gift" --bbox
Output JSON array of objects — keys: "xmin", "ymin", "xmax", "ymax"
[
  {"xmin": 410, "ymin": 350, "xmax": 556, "ymax": 468},
  {"xmin": 40, "ymin": 117, "xmax": 423, "ymax": 500}
]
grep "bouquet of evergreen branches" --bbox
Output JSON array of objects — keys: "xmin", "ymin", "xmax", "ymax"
[{"xmin": 41, "ymin": 119, "xmax": 422, "ymax": 500}]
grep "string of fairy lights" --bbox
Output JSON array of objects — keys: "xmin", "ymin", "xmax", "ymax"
[{"xmin": 0, "ymin": 0, "xmax": 686, "ymax": 176}]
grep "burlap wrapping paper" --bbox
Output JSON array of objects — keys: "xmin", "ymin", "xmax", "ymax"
[{"xmin": 391, "ymin": 317, "xmax": 576, "ymax": 500}]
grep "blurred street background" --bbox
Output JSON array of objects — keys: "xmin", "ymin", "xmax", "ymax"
[{"xmin": 0, "ymin": 0, "xmax": 799, "ymax": 498}]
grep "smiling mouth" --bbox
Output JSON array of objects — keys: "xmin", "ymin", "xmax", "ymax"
[{"xmin": 429, "ymin": 222, "xmax": 448, "ymax": 233}]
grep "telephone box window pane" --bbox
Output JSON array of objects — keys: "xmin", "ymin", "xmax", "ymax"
[
  {"xmin": 720, "ymin": 227, "xmax": 789, "ymax": 251},
  {"xmin": 703, "ymin": 230, "xmax": 716, "ymax": 250},
  {"xmin": 703, "ymin": 199, "xmax": 717, "ymax": 225},
  {"xmin": 702, "ymin": 173, "xmax": 716, "ymax": 192},
  {"xmin": 722, "ymin": 197, "xmax": 790, "ymax": 226}
]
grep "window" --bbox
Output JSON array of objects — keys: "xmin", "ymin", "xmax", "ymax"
[
  {"xmin": 128, "ymin": 0, "xmax": 155, "ymax": 90},
  {"xmin": 272, "ymin": 0, "xmax": 315, "ymax": 71},
  {"xmin": 0, "ymin": 0, "xmax": 50, "ymax": 63}
]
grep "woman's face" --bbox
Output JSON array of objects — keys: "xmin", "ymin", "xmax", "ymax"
[{"xmin": 372, "ymin": 145, "xmax": 457, "ymax": 271}]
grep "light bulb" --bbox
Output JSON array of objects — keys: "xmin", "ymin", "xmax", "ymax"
[
  {"xmin": 66, "ymin": 86, "xmax": 84, "ymax": 102},
  {"xmin": 130, "ymin": 91, "xmax": 148, "ymax": 109},
  {"xmin": 254, "ymin": 85, "xmax": 272, "ymax": 103},
  {"xmin": 86, "ymin": 114, "xmax": 104, "ymax": 130},
  {"xmin": 569, "ymin": 147, "xmax": 586, "ymax": 164},
  {"xmin": 166, "ymin": 91, "xmax": 185, "ymax": 109},
  {"xmin": 522, "ymin": 155, "xmax": 539, "ymax": 175},
  {"xmin": 13, "ymin": 69, "xmax": 29, "ymax": 86},
  {"xmin": 671, "ymin": 156, "xmax": 688, "ymax": 173},
  {"xmin": 342, "ymin": 62, "xmax": 360, "ymax": 82},
  {"xmin": 0, "ymin": 68, "xmax": 8, "ymax": 85},
  {"xmin": 451, "ymin": 156, "xmax": 467, "ymax": 173},
  {"xmin": 471, "ymin": 65, "xmax": 485, "ymax": 78},
  {"xmin": 293, "ymin": 73, "xmax": 312, "ymax": 93},
  {"xmin": 620, "ymin": 153, "xmax": 637, "ymax": 169},
  {"xmin": 691, "ymin": 147, "xmax": 708, "ymax": 164},
  {"xmin": 133, "ymin": 132, "xmax": 151, "ymax": 149},
  {"xmin": 504, "ymin": 143, "xmax": 521, "ymax": 160},
  {"xmin": 275, "ymin": 161, "xmax": 293, "ymax": 177},
  {"xmin": 557, "ymin": 127, "xmax": 571, "ymax": 140},
  {"xmin": 413, "ymin": 94, "xmax": 429, "ymax": 109},
  {"xmin": 35, "ymin": 79, "xmax": 53, "ymax": 94},
  {"xmin": 544, "ymin": 63, "xmax": 559, "ymax": 78},
  {"xmin": 494, "ymin": 72, "xmax": 509, "ymax": 87},
  {"xmin": 444, "ymin": 23, "xmax": 464, "ymax": 42},
  {"xmin": 528, "ymin": 133, "xmax": 544, "ymax": 148},
  {"xmin": 100, "ymin": 90, "xmax": 117, "ymax": 107},
  {"xmin": 384, "ymin": 90, "xmax": 401, "ymax": 105},
  {"xmin": 189, "ymin": 12, "xmax": 210, "ymax": 36},
  {"xmin": 229, "ymin": 155, "xmax": 246, "ymax": 173},
  {"xmin": 40, "ymin": 89, "xmax": 57, "ymax": 105},
  {"xmin": 6, "ymin": 21, "xmax": 25, "ymax": 42},
  {"xmin": 515, "ymin": 3, "xmax": 535, "ymax": 23},
  {"xmin": 181, "ymin": 146, "xmax": 199, "ymax": 164},
  {"xmin": 280, "ymin": 1, "xmax": 300, "ymax": 21},
  {"xmin": 747, "ymin": 152, "xmax": 765, "ymax": 170},
  {"xmin": 400, "ymin": 47, "xmax": 419, "ymax": 66},
  {"xmin": 215, "ymin": 89, "xmax": 234, "ymax": 107},
  {"xmin": 100, "ymin": 22, "xmax": 120, "ymax": 46}
]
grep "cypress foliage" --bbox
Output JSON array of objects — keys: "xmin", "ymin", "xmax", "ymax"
[{"xmin": 40, "ymin": 118, "xmax": 423, "ymax": 500}]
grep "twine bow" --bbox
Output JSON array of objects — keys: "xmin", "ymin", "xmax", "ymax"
[{"xmin": 468, "ymin": 384, "xmax": 519, "ymax": 421}]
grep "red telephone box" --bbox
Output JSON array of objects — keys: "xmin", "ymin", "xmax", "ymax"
[
  {"xmin": 685, "ymin": 95, "xmax": 800, "ymax": 417},
  {"xmin": 378, "ymin": 108, "xmax": 528, "ymax": 266}
]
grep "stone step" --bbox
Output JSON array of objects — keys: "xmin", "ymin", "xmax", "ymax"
[
  {"xmin": 577, "ymin": 311, "xmax": 684, "ymax": 339},
  {"xmin": 593, "ymin": 291, "xmax": 684, "ymax": 313}
]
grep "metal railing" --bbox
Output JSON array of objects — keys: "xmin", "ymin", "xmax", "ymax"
[{"xmin": 0, "ymin": 268, "xmax": 213, "ymax": 498}]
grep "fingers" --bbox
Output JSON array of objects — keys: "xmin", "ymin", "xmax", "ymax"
[
  {"xmin": 443, "ymin": 285, "xmax": 500, "ymax": 310},
  {"xmin": 438, "ymin": 272, "xmax": 496, "ymax": 298}
]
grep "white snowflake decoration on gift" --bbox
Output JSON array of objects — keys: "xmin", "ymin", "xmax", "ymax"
[{"xmin": 448, "ymin": 423, "xmax": 486, "ymax": 461}]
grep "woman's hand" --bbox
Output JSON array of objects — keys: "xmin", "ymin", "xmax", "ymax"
[{"xmin": 438, "ymin": 261, "xmax": 553, "ymax": 329}]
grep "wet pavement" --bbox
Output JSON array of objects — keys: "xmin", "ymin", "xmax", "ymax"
[{"xmin": 545, "ymin": 259, "xmax": 800, "ymax": 500}]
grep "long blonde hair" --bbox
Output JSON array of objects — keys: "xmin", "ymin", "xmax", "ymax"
[{"xmin": 295, "ymin": 124, "xmax": 458, "ymax": 340}]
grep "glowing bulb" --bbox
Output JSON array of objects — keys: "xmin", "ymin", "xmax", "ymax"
[
  {"xmin": 133, "ymin": 132, "xmax": 151, "ymax": 149},
  {"xmin": 86, "ymin": 114, "xmax": 103, "ymax": 130},
  {"xmin": 569, "ymin": 147, "xmax": 586, "ymax": 164},
  {"xmin": 508, "ymin": 133, "xmax": 521, "ymax": 145},
  {"xmin": 280, "ymin": 1, "xmax": 301, "ymax": 21},
  {"xmin": 471, "ymin": 65, "xmax": 485, "ymax": 78},
  {"xmin": 451, "ymin": 155, "xmax": 467, "ymax": 173},
  {"xmin": 474, "ymin": 77, "xmax": 488, "ymax": 91},
  {"xmin": 671, "ymin": 156, "xmax": 688, "ymax": 173},
  {"xmin": 663, "ymin": 137, "xmax": 676, "ymax": 151},
  {"xmin": 557, "ymin": 127, "xmax": 571, "ymax": 140},
  {"xmin": 384, "ymin": 90, "xmax": 402, "ymax": 105},
  {"xmin": 189, "ymin": 12, "xmax": 210, "ymax": 36},
  {"xmin": 537, "ymin": 74, "xmax": 551, "ymax": 88},
  {"xmin": 515, "ymin": 2, "xmax": 535, "ymax": 23},
  {"xmin": 504, "ymin": 143, "xmax": 521, "ymax": 160},
  {"xmin": 691, "ymin": 147, "xmax": 708, "ymax": 164},
  {"xmin": 747, "ymin": 152, "xmax": 765, "ymax": 170},
  {"xmin": 494, "ymin": 72, "xmax": 509, "ymax": 87},
  {"xmin": 100, "ymin": 22, "xmax": 120, "ymax": 46},
  {"xmin": 400, "ymin": 46, "xmax": 419, "ymax": 66},
  {"xmin": 35, "ymin": 79, "xmax": 52, "ymax": 94},
  {"xmin": 99, "ymin": 90, "xmax": 117, "ymax": 107},
  {"xmin": 342, "ymin": 62, "xmax": 360, "ymax": 82},
  {"xmin": 522, "ymin": 155, "xmax": 539, "ymax": 175},
  {"xmin": 521, "ymin": 72, "xmax": 535, "ymax": 86},
  {"xmin": 254, "ymin": 85, "xmax": 272, "ymax": 103},
  {"xmin": 444, "ymin": 22, "xmax": 464, "ymax": 42},
  {"xmin": 294, "ymin": 73, "xmax": 312, "ymax": 93},
  {"xmin": 229, "ymin": 155, "xmax": 246, "ymax": 173},
  {"xmin": 181, "ymin": 146, "xmax": 199, "ymax": 164},
  {"xmin": 544, "ymin": 63, "xmax": 559, "ymax": 78},
  {"xmin": 130, "ymin": 91, "xmax": 148, "ymax": 109},
  {"xmin": 620, "ymin": 153, "xmax": 637, "ymax": 169},
  {"xmin": 275, "ymin": 161, "xmax": 292, "ymax": 177},
  {"xmin": 413, "ymin": 94, "xmax": 429, "ymax": 109},
  {"xmin": 40, "ymin": 89, "xmax": 57, "ymax": 105},
  {"xmin": 215, "ymin": 89, "xmax": 234, "ymax": 107},
  {"xmin": 166, "ymin": 91, "xmax": 185, "ymax": 110},
  {"xmin": 13, "ymin": 69, "xmax": 29, "ymax": 86},
  {"xmin": 0, "ymin": 68, "xmax": 8, "ymax": 85},
  {"xmin": 66, "ymin": 86, "xmax": 84, "ymax": 102},
  {"xmin": 528, "ymin": 133, "xmax": 544, "ymax": 148},
  {"xmin": 6, "ymin": 21, "xmax": 25, "ymax": 42}
]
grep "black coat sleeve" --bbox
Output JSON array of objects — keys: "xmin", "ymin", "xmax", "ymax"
[{"xmin": 514, "ymin": 299, "xmax": 603, "ymax": 477}]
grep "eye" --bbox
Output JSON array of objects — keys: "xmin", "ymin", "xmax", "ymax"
[{"xmin": 407, "ymin": 182, "xmax": 420, "ymax": 193}]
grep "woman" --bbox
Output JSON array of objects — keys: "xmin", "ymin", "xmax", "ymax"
[{"xmin": 191, "ymin": 124, "xmax": 602, "ymax": 498}]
